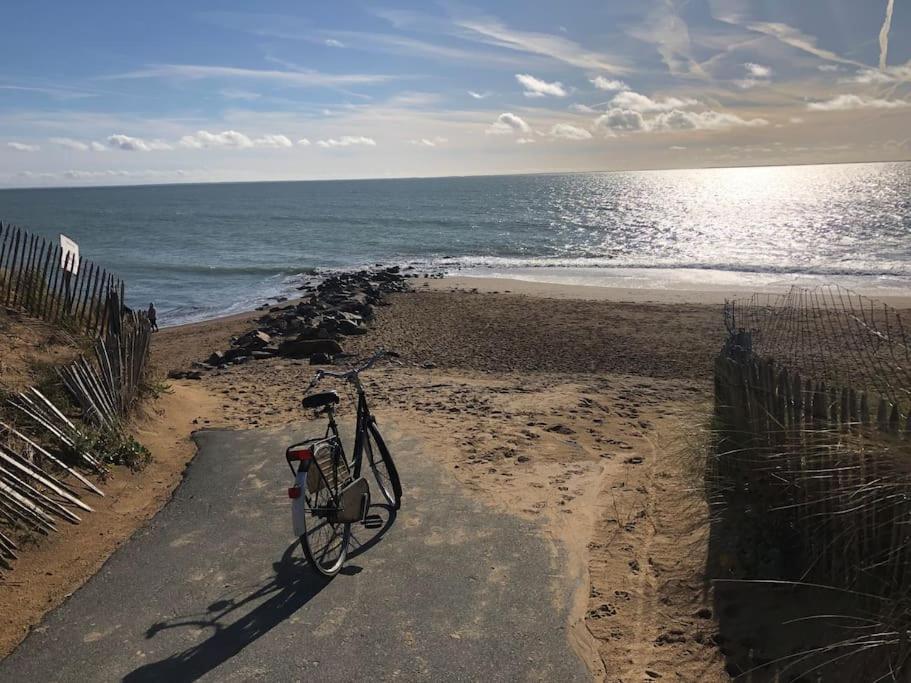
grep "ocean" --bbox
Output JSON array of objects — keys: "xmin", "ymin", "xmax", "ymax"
[{"xmin": 1, "ymin": 162, "xmax": 909, "ymax": 326}]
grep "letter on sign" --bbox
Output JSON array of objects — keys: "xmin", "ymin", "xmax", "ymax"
[{"xmin": 60, "ymin": 234, "xmax": 80, "ymax": 275}]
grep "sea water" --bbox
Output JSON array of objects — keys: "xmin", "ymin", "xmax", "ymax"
[{"xmin": 1, "ymin": 162, "xmax": 908, "ymax": 325}]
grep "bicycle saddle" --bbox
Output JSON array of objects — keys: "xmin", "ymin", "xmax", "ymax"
[{"xmin": 301, "ymin": 391, "xmax": 340, "ymax": 409}]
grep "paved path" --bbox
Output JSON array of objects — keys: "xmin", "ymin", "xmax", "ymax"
[{"xmin": 0, "ymin": 422, "xmax": 587, "ymax": 682}]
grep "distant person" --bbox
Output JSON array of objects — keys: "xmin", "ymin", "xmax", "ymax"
[{"xmin": 148, "ymin": 302, "xmax": 159, "ymax": 332}]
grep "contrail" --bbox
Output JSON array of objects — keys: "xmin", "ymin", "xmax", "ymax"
[{"xmin": 879, "ymin": 0, "xmax": 895, "ymax": 70}]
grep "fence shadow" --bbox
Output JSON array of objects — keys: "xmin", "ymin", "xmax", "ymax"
[
  {"xmin": 123, "ymin": 503, "xmax": 396, "ymax": 682},
  {"xmin": 708, "ymin": 311, "xmax": 911, "ymax": 680},
  {"xmin": 704, "ymin": 442, "xmax": 888, "ymax": 681}
]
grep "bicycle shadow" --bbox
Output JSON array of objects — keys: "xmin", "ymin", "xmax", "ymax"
[{"xmin": 123, "ymin": 504, "xmax": 397, "ymax": 683}]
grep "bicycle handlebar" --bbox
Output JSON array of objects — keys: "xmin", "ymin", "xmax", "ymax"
[{"xmin": 303, "ymin": 349, "xmax": 395, "ymax": 393}]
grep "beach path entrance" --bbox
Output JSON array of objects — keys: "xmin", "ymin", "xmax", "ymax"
[{"xmin": 0, "ymin": 422, "xmax": 588, "ymax": 681}]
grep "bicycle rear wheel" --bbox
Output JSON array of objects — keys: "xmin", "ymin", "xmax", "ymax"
[
  {"xmin": 300, "ymin": 444, "xmax": 352, "ymax": 577},
  {"xmin": 365, "ymin": 422, "xmax": 402, "ymax": 509}
]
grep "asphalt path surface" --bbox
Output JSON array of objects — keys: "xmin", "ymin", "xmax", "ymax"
[{"xmin": 0, "ymin": 420, "xmax": 588, "ymax": 681}]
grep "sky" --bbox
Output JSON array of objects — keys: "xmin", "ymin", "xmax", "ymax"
[{"xmin": 0, "ymin": 0, "xmax": 909, "ymax": 187}]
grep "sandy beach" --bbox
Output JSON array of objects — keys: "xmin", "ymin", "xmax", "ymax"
[
  {"xmin": 139, "ymin": 278, "xmax": 727, "ymax": 679},
  {"xmin": 4, "ymin": 275, "xmax": 908, "ymax": 676}
]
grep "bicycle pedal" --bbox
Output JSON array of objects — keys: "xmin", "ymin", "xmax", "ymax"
[{"xmin": 362, "ymin": 514, "xmax": 383, "ymax": 529}]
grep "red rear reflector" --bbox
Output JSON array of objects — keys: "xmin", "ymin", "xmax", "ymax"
[
  {"xmin": 288, "ymin": 486, "xmax": 301, "ymax": 499},
  {"xmin": 288, "ymin": 448, "xmax": 313, "ymax": 461}
]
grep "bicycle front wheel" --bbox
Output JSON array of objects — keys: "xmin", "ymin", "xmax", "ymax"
[
  {"xmin": 300, "ymin": 480, "xmax": 351, "ymax": 578},
  {"xmin": 365, "ymin": 422, "xmax": 402, "ymax": 509}
]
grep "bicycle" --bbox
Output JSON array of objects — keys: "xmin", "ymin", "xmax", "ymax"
[{"xmin": 285, "ymin": 350, "xmax": 403, "ymax": 577}]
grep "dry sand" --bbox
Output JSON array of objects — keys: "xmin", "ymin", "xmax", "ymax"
[
  {"xmin": 9, "ymin": 276, "xmax": 852, "ymax": 678},
  {"xmin": 424, "ymin": 274, "xmax": 911, "ymax": 308},
  {"xmin": 144, "ymin": 283, "xmax": 731, "ymax": 680}
]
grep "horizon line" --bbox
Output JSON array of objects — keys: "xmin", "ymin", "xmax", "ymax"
[{"xmin": 1, "ymin": 157, "xmax": 909, "ymax": 192}]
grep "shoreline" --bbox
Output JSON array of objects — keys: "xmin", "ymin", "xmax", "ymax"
[{"xmin": 161, "ymin": 272, "xmax": 911, "ymax": 331}]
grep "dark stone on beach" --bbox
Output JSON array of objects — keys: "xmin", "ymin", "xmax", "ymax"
[
  {"xmin": 207, "ymin": 351, "xmax": 225, "ymax": 366},
  {"xmin": 545, "ymin": 424, "xmax": 575, "ymax": 435},
  {"xmin": 167, "ymin": 370, "xmax": 187, "ymax": 380},
  {"xmin": 222, "ymin": 348, "xmax": 246, "ymax": 362},
  {"xmin": 232, "ymin": 355, "xmax": 250, "ymax": 365},
  {"xmin": 337, "ymin": 319, "xmax": 366, "ymax": 336},
  {"xmin": 235, "ymin": 330, "xmax": 271, "ymax": 349},
  {"xmin": 251, "ymin": 350, "xmax": 275, "ymax": 360},
  {"xmin": 310, "ymin": 353, "xmax": 332, "ymax": 365},
  {"xmin": 278, "ymin": 339, "xmax": 343, "ymax": 358},
  {"xmin": 186, "ymin": 370, "xmax": 204, "ymax": 380},
  {"xmin": 191, "ymin": 362, "xmax": 214, "ymax": 371}
]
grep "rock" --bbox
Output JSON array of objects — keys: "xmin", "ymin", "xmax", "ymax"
[
  {"xmin": 278, "ymin": 339, "xmax": 343, "ymax": 358},
  {"xmin": 337, "ymin": 319, "xmax": 366, "ymax": 335},
  {"xmin": 310, "ymin": 353, "xmax": 332, "ymax": 365},
  {"xmin": 191, "ymin": 362, "xmax": 213, "ymax": 371},
  {"xmin": 421, "ymin": 361, "xmax": 436, "ymax": 369},
  {"xmin": 167, "ymin": 370, "xmax": 187, "ymax": 380},
  {"xmin": 250, "ymin": 350, "xmax": 275, "ymax": 360},
  {"xmin": 207, "ymin": 350, "xmax": 225, "ymax": 366},
  {"xmin": 545, "ymin": 424, "xmax": 575, "ymax": 435},
  {"xmin": 222, "ymin": 348, "xmax": 247, "ymax": 363},
  {"xmin": 186, "ymin": 370, "xmax": 203, "ymax": 380},
  {"xmin": 235, "ymin": 330, "xmax": 271, "ymax": 349},
  {"xmin": 517, "ymin": 455, "xmax": 530, "ymax": 463}
]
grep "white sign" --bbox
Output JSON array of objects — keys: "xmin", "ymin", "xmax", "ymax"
[{"xmin": 60, "ymin": 234, "xmax": 80, "ymax": 275}]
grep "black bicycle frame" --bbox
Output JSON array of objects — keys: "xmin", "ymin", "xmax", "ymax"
[{"xmin": 323, "ymin": 387, "xmax": 372, "ymax": 479}]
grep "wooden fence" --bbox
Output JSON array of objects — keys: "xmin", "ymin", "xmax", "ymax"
[
  {"xmin": 714, "ymin": 329, "xmax": 911, "ymax": 595},
  {"xmin": 0, "ymin": 221, "xmax": 124, "ymax": 338}
]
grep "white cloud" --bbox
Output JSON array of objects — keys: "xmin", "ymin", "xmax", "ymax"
[
  {"xmin": 807, "ymin": 95, "xmax": 910, "ymax": 111},
  {"xmin": 486, "ymin": 112, "xmax": 531, "ymax": 135},
  {"xmin": 180, "ymin": 130, "xmax": 254, "ymax": 149},
  {"xmin": 253, "ymin": 134, "xmax": 293, "ymax": 148},
  {"xmin": 710, "ymin": 4, "xmax": 861, "ymax": 67},
  {"xmin": 409, "ymin": 137, "xmax": 448, "ymax": 147},
  {"xmin": 468, "ymin": 90, "xmax": 490, "ymax": 99},
  {"xmin": 515, "ymin": 74, "xmax": 567, "ymax": 98},
  {"xmin": 516, "ymin": 137, "xmax": 535, "ymax": 144},
  {"xmin": 596, "ymin": 107, "xmax": 767, "ymax": 133},
  {"xmin": 596, "ymin": 109, "xmax": 646, "ymax": 132},
  {"xmin": 7, "ymin": 142, "xmax": 40, "ymax": 152},
  {"xmin": 847, "ymin": 64, "xmax": 911, "ymax": 84},
  {"xmin": 735, "ymin": 63, "xmax": 772, "ymax": 89},
  {"xmin": 744, "ymin": 62, "xmax": 771, "ymax": 78},
  {"xmin": 628, "ymin": 1, "xmax": 705, "ymax": 78},
  {"xmin": 610, "ymin": 91, "xmax": 698, "ymax": 113},
  {"xmin": 90, "ymin": 141, "xmax": 107, "ymax": 152},
  {"xmin": 325, "ymin": 39, "xmax": 345, "ymax": 48},
  {"xmin": 220, "ymin": 88, "xmax": 261, "ymax": 101},
  {"xmin": 651, "ymin": 109, "xmax": 768, "ymax": 131},
  {"xmin": 316, "ymin": 136, "xmax": 377, "ymax": 148},
  {"xmin": 590, "ymin": 76, "xmax": 628, "ymax": 91},
  {"xmin": 569, "ymin": 103, "xmax": 599, "ymax": 113},
  {"xmin": 107, "ymin": 134, "xmax": 172, "ymax": 151},
  {"xmin": 548, "ymin": 123, "xmax": 592, "ymax": 140},
  {"xmin": 105, "ymin": 64, "xmax": 395, "ymax": 88},
  {"xmin": 455, "ymin": 17, "xmax": 629, "ymax": 74},
  {"xmin": 297, "ymin": 138, "xmax": 311, "ymax": 146},
  {"xmin": 880, "ymin": 0, "xmax": 895, "ymax": 71},
  {"xmin": 818, "ymin": 64, "xmax": 841, "ymax": 72},
  {"xmin": 669, "ymin": 145, "xmax": 687, "ymax": 151},
  {"xmin": 790, "ymin": 116, "xmax": 805, "ymax": 124},
  {"xmin": 49, "ymin": 137, "xmax": 90, "ymax": 151}
]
